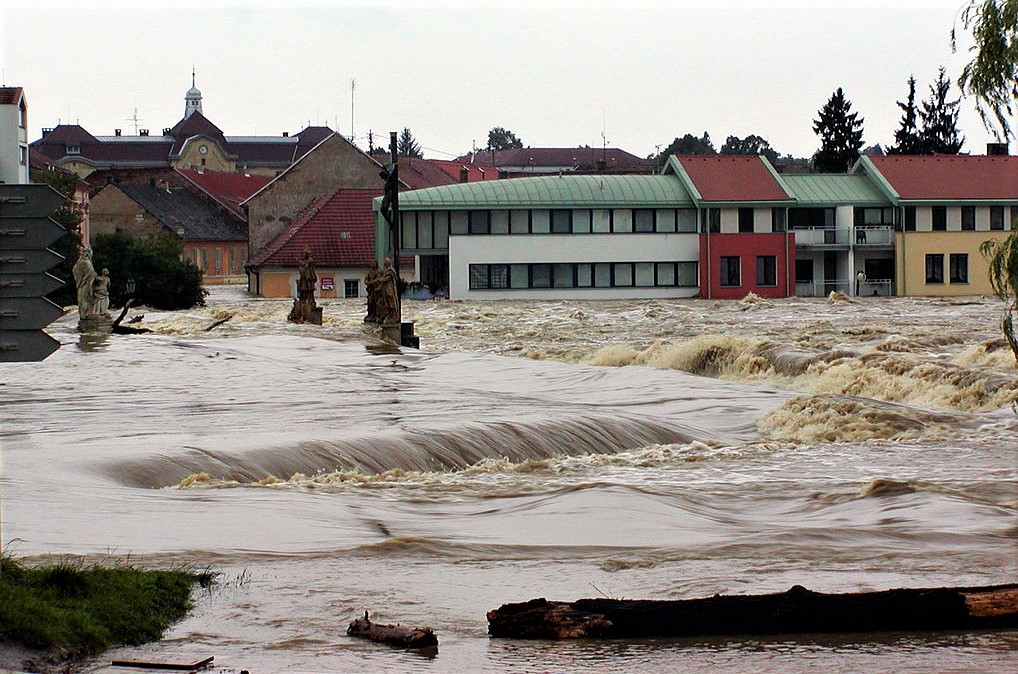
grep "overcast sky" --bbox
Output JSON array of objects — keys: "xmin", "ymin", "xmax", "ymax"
[{"xmin": 1, "ymin": 1, "xmax": 1006, "ymax": 160}]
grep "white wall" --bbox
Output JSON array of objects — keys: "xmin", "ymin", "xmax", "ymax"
[
  {"xmin": 449, "ymin": 233, "xmax": 700, "ymax": 300},
  {"xmin": 0, "ymin": 96, "xmax": 29, "ymax": 184}
]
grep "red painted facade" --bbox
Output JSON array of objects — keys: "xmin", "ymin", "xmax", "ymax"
[{"xmin": 699, "ymin": 233, "xmax": 796, "ymax": 299}]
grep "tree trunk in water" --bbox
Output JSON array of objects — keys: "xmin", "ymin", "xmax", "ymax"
[
  {"xmin": 487, "ymin": 584, "xmax": 1018, "ymax": 639},
  {"xmin": 347, "ymin": 612, "xmax": 438, "ymax": 649}
]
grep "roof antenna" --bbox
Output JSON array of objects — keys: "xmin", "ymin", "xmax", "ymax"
[{"xmin": 350, "ymin": 77, "xmax": 356, "ymax": 141}]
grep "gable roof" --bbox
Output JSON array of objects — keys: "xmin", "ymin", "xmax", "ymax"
[
  {"xmin": 860, "ymin": 155, "xmax": 1018, "ymax": 201},
  {"xmin": 669, "ymin": 155, "xmax": 793, "ymax": 203},
  {"xmin": 0, "ymin": 87, "xmax": 24, "ymax": 105},
  {"xmin": 396, "ymin": 173, "xmax": 694, "ymax": 209},
  {"xmin": 249, "ymin": 188, "xmax": 382, "ymax": 268},
  {"xmin": 456, "ymin": 147, "xmax": 652, "ymax": 170},
  {"xmin": 175, "ymin": 168, "xmax": 270, "ymax": 219},
  {"xmin": 115, "ymin": 183, "xmax": 246, "ymax": 242}
]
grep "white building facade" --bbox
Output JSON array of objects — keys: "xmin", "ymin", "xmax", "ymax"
[{"xmin": 0, "ymin": 87, "xmax": 29, "ymax": 184}]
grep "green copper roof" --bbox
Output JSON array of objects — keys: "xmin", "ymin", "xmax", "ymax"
[
  {"xmin": 781, "ymin": 173, "xmax": 889, "ymax": 206},
  {"xmin": 397, "ymin": 174, "xmax": 695, "ymax": 209}
]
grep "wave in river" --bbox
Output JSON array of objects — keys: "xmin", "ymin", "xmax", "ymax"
[{"xmin": 583, "ymin": 335, "xmax": 1018, "ymax": 412}]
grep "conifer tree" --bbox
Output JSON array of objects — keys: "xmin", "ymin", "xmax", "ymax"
[
  {"xmin": 812, "ymin": 87, "xmax": 865, "ymax": 172},
  {"xmin": 919, "ymin": 67, "xmax": 965, "ymax": 154},
  {"xmin": 397, "ymin": 128, "xmax": 423, "ymax": 158},
  {"xmin": 887, "ymin": 76, "xmax": 924, "ymax": 155}
]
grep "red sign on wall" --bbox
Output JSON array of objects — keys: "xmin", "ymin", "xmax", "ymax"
[{"xmin": 320, "ymin": 277, "xmax": 334, "ymax": 291}]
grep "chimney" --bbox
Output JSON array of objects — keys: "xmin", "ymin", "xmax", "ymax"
[
  {"xmin": 282, "ymin": 131, "xmax": 289, "ymax": 137},
  {"xmin": 114, "ymin": 129, "xmax": 122, "ymax": 136},
  {"xmin": 459, "ymin": 167, "xmax": 469, "ymax": 183},
  {"xmin": 41, "ymin": 127, "xmax": 53, "ymax": 137},
  {"xmin": 163, "ymin": 128, "xmax": 172, "ymax": 136},
  {"xmin": 987, "ymin": 142, "xmax": 1009, "ymax": 156},
  {"xmin": 139, "ymin": 129, "xmax": 149, "ymax": 136}
]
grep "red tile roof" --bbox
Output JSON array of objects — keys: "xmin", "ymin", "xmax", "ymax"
[
  {"xmin": 867, "ymin": 155, "xmax": 1018, "ymax": 200},
  {"xmin": 250, "ymin": 189, "xmax": 382, "ymax": 268},
  {"xmin": 677, "ymin": 155, "xmax": 792, "ymax": 202},
  {"xmin": 0, "ymin": 87, "xmax": 24, "ymax": 105},
  {"xmin": 176, "ymin": 168, "xmax": 270, "ymax": 219}
]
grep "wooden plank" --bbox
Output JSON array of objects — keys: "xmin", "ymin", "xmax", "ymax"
[{"xmin": 110, "ymin": 656, "xmax": 213, "ymax": 671}]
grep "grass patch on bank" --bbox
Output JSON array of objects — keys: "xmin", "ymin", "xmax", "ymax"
[{"xmin": 0, "ymin": 555, "xmax": 215, "ymax": 654}]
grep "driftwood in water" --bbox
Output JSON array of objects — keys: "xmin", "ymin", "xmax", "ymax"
[
  {"xmin": 111, "ymin": 299, "xmax": 151, "ymax": 334},
  {"xmin": 487, "ymin": 584, "xmax": 1018, "ymax": 639},
  {"xmin": 347, "ymin": 611, "xmax": 438, "ymax": 649},
  {"xmin": 203, "ymin": 316, "xmax": 231, "ymax": 332}
]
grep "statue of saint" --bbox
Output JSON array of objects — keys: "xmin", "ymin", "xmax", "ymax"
[
  {"xmin": 72, "ymin": 247, "xmax": 97, "ymax": 319},
  {"xmin": 367, "ymin": 257, "xmax": 400, "ymax": 325},
  {"xmin": 93, "ymin": 268, "xmax": 111, "ymax": 316},
  {"xmin": 287, "ymin": 247, "xmax": 318, "ymax": 323},
  {"xmin": 363, "ymin": 260, "xmax": 381, "ymax": 323}
]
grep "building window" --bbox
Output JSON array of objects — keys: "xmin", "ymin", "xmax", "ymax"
[
  {"xmin": 703, "ymin": 208, "xmax": 721, "ymax": 234},
  {"xmin": 490, "ymin": 210, "xmax": 509, "ymax": 234},
  {"xmin": 19, "ymin": 102, "xmax": 27, "ymax": 129},
  {"xmin": 450, "ymin": 211, "xmax": 468, "ymax": 235},
  {"xmin": 572, "ymin": 210, "xmax": 592, "ymax": 233},
  {"xmin": 612, "ymin": 209, "xmax": 632, "ymax": 233},
  {"xmin": 855, "ymin": 207, "xmax": 894, "ymax": 225},
  {"xmin": 655, "ymin": 209, "xmax": 677, "ymax": 233},
  {"xmin": 531, "ymin": 210, "xmax": 551, "ymax": 234},
  {"xmin": 795, "ymin": 259, "xmax": 813, "ymax": 283},
  {"xmin": 469, "ymin": 210, "xmax": 490, "ymax": 234},
  {"xmin": 720, "ymin": 256, "xmax": 741, "ymax": 287},
  {"xmin": 469, "ymin": 261, "xmax": 697, "ymax": 290},
  {"xmin": 949, "ymin": 253, "xmax": 968, "ymax": 284},
  {"xmin": 990, "ymin": 206, "xmax": 1005, "ymax": 231},
  {"xmin": 344, "ymin": 279, "xmax": 359, "ymax": 298},
  {"xmin": 613, "ymin": 263, "xmax": 633, "ymax": 286},
  {"xmin": 66, "ymin": 144, "xmax": 80, "ymax": 155},
  {"xmin": 434, "ymin": 212, "xmax": 450, "ymax": 248},
  {"xmin": 925, "ymin": 254, "xmax": 944, "ymax": 284},
  {"xmin": 551, "ymin": 209, "xmax": 572, "ymax": 234},
  {"xmin": 634, "ymin": 209, "xmax": 655, "ymax": 233},
  {"xmin": 510, "ymin": 209, "xmax": 530, "ymax": 234},
  {"xmin": 677, "ymin": 209, "xmax": 697, "ymax": 232},
  {"xmin": 931, "ymin": 206, "xmax": 947, "ymax": 231},
  {"xmin": 19, "ymin": 146, "xmax": 27, "ymax": 166},
  {"xmin": 214, "ymin": 247, "xmax": 222, "ymax": 275},
  {"xmin": 771, "ymin": 208, "xmax": 786, "ymax": 232},
  {"xmin": 738, "ymin": 208, "xmax": 754, "ymax": 233},
  {"xmin": 756, "ymin": 256, "xmax": 777, "ymax": 287},
  {"xmin": 469, "ymin": 264, "xmax": 489, "ymax": 290},
  {"xmin": 961, "ymin": 206, "xmax": 976, "ymax": 231},
  {"xmin": 903, "ymin": 206, "xmax": 916, "ymax": 232},
  {"xmin": 229, "ymin": 248, "xmax": 239, "ymax": 274}
]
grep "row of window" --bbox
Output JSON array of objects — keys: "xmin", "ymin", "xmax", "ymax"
[
  {"xmin": 468, "ymin": 261, "xmax": 699, "ymax": 290},
  {"xmin": 719, "ymin": 255, "xmax": 777, "ymax": 287},
  {"xmin": 907, "ymin": 205, "xmax": 1015, "ymax": 232},
  {"xmin": 925, "ymin": 253, "xmax": 968, "ymax": 284},
  {"xmin": 402, "ymin": 209, "xmax": 702, "ymax": 250},
  {"xmin": 190, "ymin": 245, "xmax": 243, "ymax": 276}
]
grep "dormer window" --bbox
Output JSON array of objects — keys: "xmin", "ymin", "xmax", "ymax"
[{"xmin": 66, "ymin": 144, "xmax": 80, "ymax": 155}]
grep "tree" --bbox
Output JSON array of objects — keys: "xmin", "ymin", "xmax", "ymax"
[
  {"xmin": 887, "ymin": 76, "xmax": 924, "ymax": 154},
  {"xmin": 719, "ymin": 134, "xmax": 780, "ymax": 164},
  {"xmin": 919, "ymin": 67, "xmax": 965, "ymax": 154},
  {"xmin": 812, "ymin": 87, "xmax": 865, "ymax": 172},
  {"xmin": 486, "ymin": 127, "xmax": 523, "ymax": 152},
  {"xmin": 953, "ymin": 0, "xmax": 1018, "ymax": 141},
  {"xmin": 32, "ymin": 170, "xmax": 83, "ymax": 308},
  {"xmin": 980, "ymin": 235, "xmax": 1018, "ymax": 363},
  {"xmin": 92, "ymin": 231, "xmax": 206, "ymax": 310},
  {"xmin": 651, "ymin": 132, "xmax": 716, "ymax": 166},
  {"xmin": 397, "ymin": 128, "xmax": 422, "ymax": 158}
]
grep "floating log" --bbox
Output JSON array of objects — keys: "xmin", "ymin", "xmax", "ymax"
[
  {"xmin": 347, "ymin": 611, "xmax": 438, "ymax": 649},
  {"xmin": 110, "ymin": 655, "xmax": 213, "ymax": 670},
  {"xmin": 487, "ymin": 583, "xmax": 1018, "ymax": 639}
]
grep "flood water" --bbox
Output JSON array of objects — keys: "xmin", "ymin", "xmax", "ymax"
[{"xmin": 2, "ymin": 288, "xmax": 1016, "ymax": 672}]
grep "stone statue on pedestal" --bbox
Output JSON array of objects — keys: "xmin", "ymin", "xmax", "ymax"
[
  {"xmin": 287, "ymin": 247, "xmax": 319, "ymax": 324},
  {"xmin": 72, "ymin": 246, "xmax": 97, "ymax": 319}
]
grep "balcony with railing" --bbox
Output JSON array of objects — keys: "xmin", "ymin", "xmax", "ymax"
[
  {"xmin": 793, "ymin": 225, "xmax": 894, "ymax": 249},
  {"xmin": 796, "ymin": 278, "xmax": 894, "ymax": 298}
]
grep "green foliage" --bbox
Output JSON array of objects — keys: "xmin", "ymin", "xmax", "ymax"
[
  {"xmin": 812, "ymin": 87, "xmax": 865, "ymax": 172},
  {"xmin": 719, "ymin": 134, "xmax": 779, "ymax": 164},
  {"xmin": 486, "ymin": 126, "xmax": 523, "ymax": 152},
  {"xmin": 919, "ymin": 67, "xmax": 965, "ymax": 154},
  {"xmin": 980, "ymin": 230, "xmax": 1018, "ymax": 363},
  {"xmin": 92, "ymin": 231, "xmax": 207, "ymax": 310},
  {"xmin": 888, "ymin": 76, "xmax": 924, "ymax": 155},
  {"xmin": 954, "ymin": 0, "xmax": 1018, "ymax": 141},
  {"xmin": 32, "ymin": 171, "xmax": 84, "ymax": 307},
  {"xmin": 652, "ymin": 132, "xmax": 716, "ymax": 165},
  {"xmin": 0, "ymin": 555, "xmax": 214, "ymax": 653},
  {"xmin": 397, "ymin": 127, "xmax": 422, "ymax": 158}
]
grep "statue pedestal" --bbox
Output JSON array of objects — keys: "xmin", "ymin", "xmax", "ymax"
[
  {"xmin": 309, "ymin": 307, "xmax": 323, "ymax": 325},
  {"xmin": 77, "ymin": 315, "xmax": 113, "ymax": 334},
  {"xmin": 381, "ymin": 321, "xmax": 401, "ymax": 344}
]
